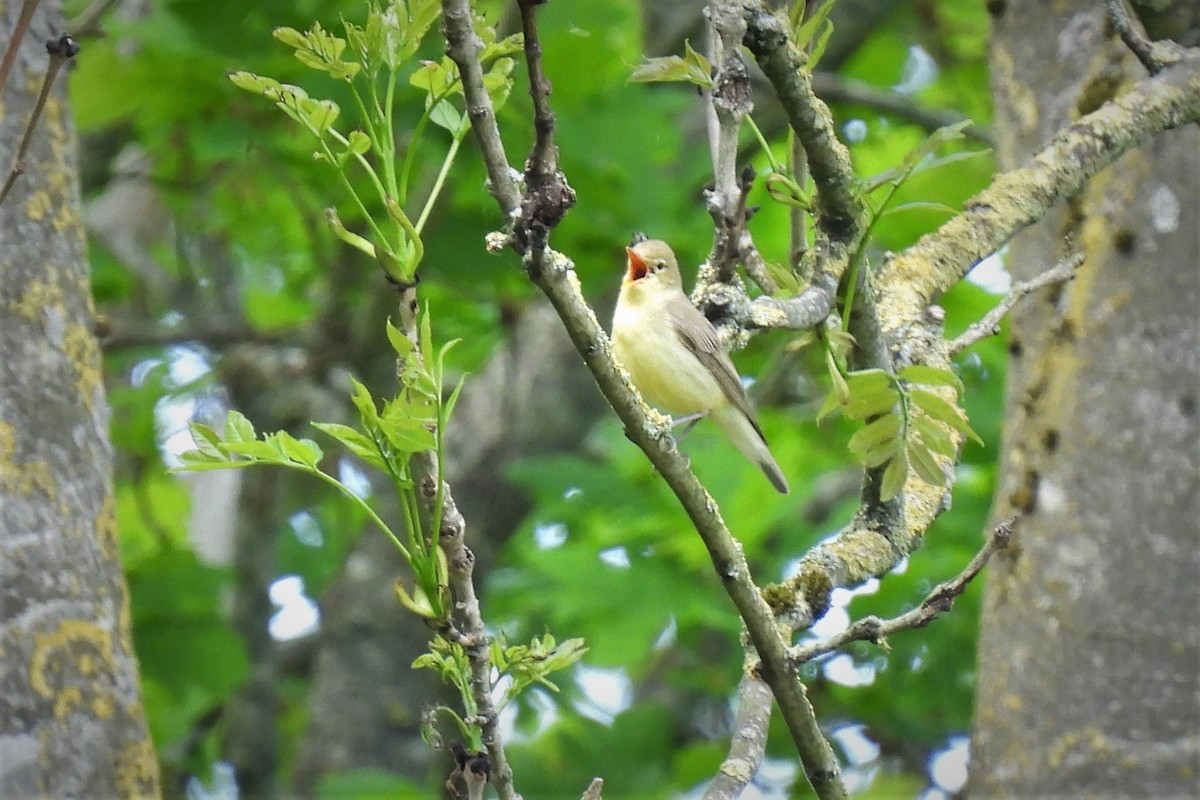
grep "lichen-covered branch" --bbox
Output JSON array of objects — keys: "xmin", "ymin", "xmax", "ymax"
[
  {"xmin": 875, "ymin": 51, "xmax": 1200, "ymax": 330},
  {"xmin": 790, "ymin": 518, "xmax": 1015, "ymax": 664},
  {"xmin": 703, "ymin": 673, "xmax": 774, "ymax": 800},
  {"xmin": 739, "ymin": 0, "xmax": 863, "ymax": 241},
  {"xmin": 949, "ymin": 252, "xmax": 1082, "ymax": 355}
]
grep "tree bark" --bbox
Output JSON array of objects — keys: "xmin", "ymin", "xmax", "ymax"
[
  {"xmin": 0, "ymin": 2, "xmax": 160, "ymax": 796},
  {"xmin": 969, "ymin": 2, "xmax": 1200, "ymax": 795}
]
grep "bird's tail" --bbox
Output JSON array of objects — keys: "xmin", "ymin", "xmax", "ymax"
[{"xmin": 710, "ymin": 405, "xmax": 790, "ymax": 494}]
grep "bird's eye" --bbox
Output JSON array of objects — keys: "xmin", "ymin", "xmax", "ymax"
[{"xmin": 652, "ymin": 261, "xmax": 665, "ymax": 272}]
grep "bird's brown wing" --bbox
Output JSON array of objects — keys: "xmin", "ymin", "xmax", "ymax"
[{"xmin": 666, "ymin": 299, "xmax": 767, "ymax": 439}]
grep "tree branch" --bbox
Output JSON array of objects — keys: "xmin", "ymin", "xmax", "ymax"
[
  {"xmin": 875, "ymin": 51, "xmax": 1200, "ymax": 330},
  {"xmin": 949, "ymin": 251, "xmax": 1083, "ymax": 355},
  {"xmin": 1104, "ymin": 0, "xmax": 1187, "ymax": 76},
  {"xmin": 0, "ymin": 36, "xmax": 79, "ymax": 206},
  {"xmin": 740, "ymin": 0, "xmax": 863, "ymax": 242},
  {"xmin": 0, "ymin": 0, "xmax": 40, "ymax": 93},
  {"xmin": 790, "ymin": 517, "xmax": 1015, "ymax": 664},
  {"xmin": 418, "ymin": 461, "xmax": 521, "ymax": 800},
  {"xmin": 703, "ymin": 672, "xmax": 774, "ymax": 800},
  {"xmin": 443, "ymin": 2, "xmax": 847, "ymax": 797},
  {"xmin": 441, "ymin": 0, "xmax": 521, "ymax": 217}
]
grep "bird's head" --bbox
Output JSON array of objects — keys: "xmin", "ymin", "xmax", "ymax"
[{"xmin": 624, "ymin": 239, "xmax": 683, "ymax": 291}]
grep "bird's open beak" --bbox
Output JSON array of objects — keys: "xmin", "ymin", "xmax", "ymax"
[{"xmin": 625, "ymin": 247, "xmax": 648, "ymax": 282}]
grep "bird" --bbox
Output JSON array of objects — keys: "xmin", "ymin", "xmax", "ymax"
[{"xmin": 611, "ymin": 239, "xmax": 789, "ymax": 494}]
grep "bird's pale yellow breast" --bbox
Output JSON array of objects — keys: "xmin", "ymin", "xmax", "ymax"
[{"xmin": 612, "ymin": 282, "xmax": 725, "ymax": 415}]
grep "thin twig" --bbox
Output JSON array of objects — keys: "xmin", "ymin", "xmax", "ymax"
[
  {"xmin": 0, "ymin": 36, "xmax": 79, "ymax": 206},
  {"xmin": 67, "ymin": 0, "xmax": 120, "ymax": 39},
  {"xmin": 513, "ymin": 0, "xmax": 574, "ymax": 255},
  {"xmin": 440, "ymin": 0, "xmax": 520, "ymax": 217},
  {"xmin": 949, "ymin": 251, "xmax": 1084, "ymax": 354},
  {"xmin": 703, "ymin": 673, "xmax": 774, "ymax": 800},
  {"xmin": 0, "ymin": 0, "xmax": 41, "ymax": 93},
  {"xmin": 702, "ymin": 2, "xmax": 752, "ymax": 284},
  {"xmin": 790, "ymin": 518, "xmax": 1015, "ymax": 665},
  {"xmin": 418, "ymin": 463, "xmax": 521, "ymax": 800},
  {"xmin": 1104, "ymin": 0, "xmax": 1185, "ymax": 76}
]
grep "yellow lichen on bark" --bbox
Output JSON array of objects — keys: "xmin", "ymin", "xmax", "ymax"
[
  {"xmin": 9, "ymin": 277, "xmax": 64, "ymax": 321},
  {"xmin": 63, "ymin": 322, "xmax": 103, "ymax": 415},
  {"xmin": 0, "ymin": 421, "xmax": 57, "ymax": 499},
  {"xmin": 115, "ymin": 737, "xmax": 161, "ymax": 799},
  {"xmin": 29, "ymin": 619, "xmax": 118, "ymax": 721}
]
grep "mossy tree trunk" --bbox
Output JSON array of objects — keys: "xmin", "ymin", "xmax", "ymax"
[
  {"xmin": 0, "ymin": 2, "xmax": 160, "ymax": 797},
  {"xmin": 969, "ymin": 1, "xmax": 1200, "ymax": 795}
]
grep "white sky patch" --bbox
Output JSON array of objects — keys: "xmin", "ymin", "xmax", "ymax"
[
  {"xmin": 823, "ymin": 653, "xmax": 877, "ymax": 687},
  {"xmin": 186, "ymin": 760, "xmax": 238, "ymax": 800},
  {"xmin": 166, "ymin": 344, "xmax": 213, "ymax": 385},
  {"xmin": 268, "ymin": 575, "xmax": 320, "ymax": 641},
  {"xmin": 337, "ymin": 457, "xmax": 373, "ymax": 499},
  {"xmin": 289, "ymin": 510, "xmax": 324, "ymax": 547},
  {"xmin": 573, "ymin": 665, "xmax": 632, "ymax": 725},
  {"xmin": 652, "ymin": 615, "xmax": 678, "ymax": 651},
  {"xmin": 966, "ymin": 251, "xmax": 1012, "ymax": 294},
  {"xmin": 1150, "ymin": 185, "xmax": 1180, "ymax": 233},
  {"xmin": 894, "ymin": 45, "xmax": 939, "ymax": 94},
  {"xmin": 533, "ymin": 522, "xmax": 568, "ymax": 550},
  {"xmin": 598, "ymin": 544, "xmax": 630, "ymax": 569},
  {"xmin": 843, "ymin": 118, "xmax": 868, "ymax": 143},
  {"xmin": 929, "ymin": 735, "xmax": 971, "ymax": 793}
]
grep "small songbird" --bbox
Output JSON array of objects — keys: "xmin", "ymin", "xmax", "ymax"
[{"xmin": 611, "ymin": 239, "xmax": 789, "ymax": 494}]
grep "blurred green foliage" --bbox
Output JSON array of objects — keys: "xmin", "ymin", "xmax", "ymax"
[{"xmin": 73, "ymin": 0, "xmax": 1007, "ymax": 796}]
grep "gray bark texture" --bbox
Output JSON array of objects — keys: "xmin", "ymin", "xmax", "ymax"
[
  {"xmin": 0, "ymin": 2, "xmax": 160, "ymax": 796},
  {"xmin": 969, "ymin": 1, "xmax": 1200, "ymax": 796}
]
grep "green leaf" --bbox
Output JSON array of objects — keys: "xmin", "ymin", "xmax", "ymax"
[
  {"xmin": 765, "ymin": 172, "xmax": 812, "ymax": 209},
  {"xmin": 187, "ymin": 423, "xmax": 225, "ymax": 459},
  {"xmin": 880, "ymin": 452, "xmax": 908, "ymax": 502},
  {"xmin": 379, "ymin": 410, "xmax": 437, "ymax": 453},
  {"xmin": 224, "ymin": 410, "xmax": 256, "ymax": 444},
  {"xmin": 228, "ymin": 71, "xmax": 282, "ymax": 96},
  {"xmin": 793, "ymin": 0, "xmax": 837, "ymax": 49},
  {"xmin": 847, "ymin": 414, "xmax": 902, "ymax": 459},
  {"xmin": 911, "ymin": 415, "xmax": 958, "ymax": 458},
  {"xmin": 909, "ymin": 389, "xmax": 984, "ymax": 444},
  {"xmin": 349, "ymin": 378, "xmax": 381, "ymax": 432},
  {"xmin": 346, "ymin": 130, "xmax": 372, "ymax": 155},
  {"xmin": 806, "ymin": 18, "xmax": 835, "ymax": 70},
  {"xmin": 386, "ymin": 319, "xmax": 416, "ymax": 358},
  {"xmin": 312, "ymin": 422, "xmax": 386, "ymax": 469},
  {"xmin": 629, "ymin": 41, "xmax": 713, "ymax": 88},
  {"xmin": 842, "ymin": 386, "xmax": 899, "ymax": 421},
  {"xmin": 907, "ymin": 441, "xmax": 946, "ymax": 487},
  {"xmin": 428, "ymin": 99, "xmax": 463, "ymax": 133},
  {"xmin": 326, "ymin": 209, "xmax": 376, "ymax": 257},
  {"xmin": 409, "ymin": 59, "xmax": 454, "ymax": 97},
  {"xmin": 221, "ymin": 440, "xmax": 281, "ymax": 462},
  {"xmin": 899, "ymin": 364, "xmax": 964, "ymax": 392},
  {"xmin": 281, "ymin": 434, "xmax": 324, "ymax": 468}
]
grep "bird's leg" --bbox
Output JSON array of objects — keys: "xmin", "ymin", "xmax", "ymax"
[{"xmin": 670, "ymin": 411, "xmax": 709, "ymax": 441}]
